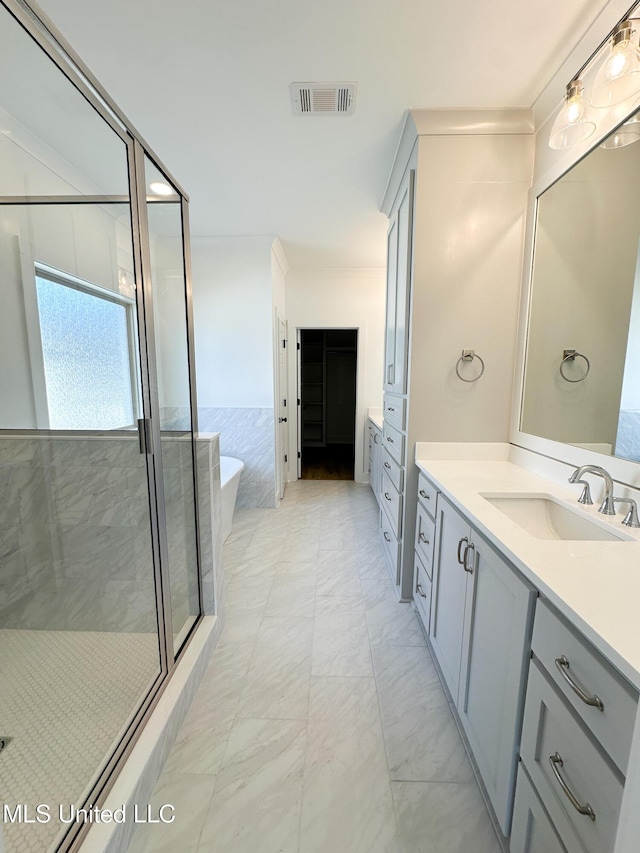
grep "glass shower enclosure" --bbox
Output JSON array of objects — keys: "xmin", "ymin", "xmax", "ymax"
[{"xmin": 0, "ymin": 1, "xmax": 202, "ymax": 851}]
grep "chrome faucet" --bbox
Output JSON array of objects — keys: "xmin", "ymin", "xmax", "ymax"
[{"xmin": 568, "ymin": 465, "xmax": 616, "ymax": 515}]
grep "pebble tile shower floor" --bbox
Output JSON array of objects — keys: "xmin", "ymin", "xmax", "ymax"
[
  {"xmin": 0, "ymin": 630, "xmax": 159, "ymax": 853},
  {"xmin": 129, "ymin": 481, "xmax": 502, "ymax": 853}
]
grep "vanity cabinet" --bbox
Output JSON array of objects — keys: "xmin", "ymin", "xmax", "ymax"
[
  {"xmin": 367, "ymin": 419, "xmax": 382, "ymax": 505},
  {"xmin": 513, "ymin": 598, "xmax": 638, "ymax": 853},
  {"xmin": 412, "ymin": 472, "xmax": 437, "ymax": 634},
  {"xmin": 430, "ymin": 493, "xmax": 536, "ymax": 835},
  {"xmin": 380, "ymin": 111, "xmax": 532, "ymax": 603}
]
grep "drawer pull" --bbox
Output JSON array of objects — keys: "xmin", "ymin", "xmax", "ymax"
[
  {"xmin": 384, "ymin": 462, "xmax": 391, "ymax": 469},
  {"xmin": 416, "ymin": 582, "xmax": 427, "ymax": 599},
  {"xmin": 386, "ymin": 436, "xmax": 394, "ymax": 444},
  {"xmin": 419, "ymin": 489, "xmax": 430, "ymax": 500},
  {"xmin": 548, "ymin": 753, "xmax": 596, "ymax": 821},
  {"xmin": 555, "ymin": 656, "xmax": 605, "ymax": 712},
  {"xmin": 384, "ymin": 492, "xmax": 392, "ymax": 502},
  {"xmin": 457, "ymin": 536, "xmax": 469, "ymax": 565},
  {"xmin": 387, "ymin": 406, "xmax": 396, "ymax": 412},
  {"xmin": 463, "ymin": 541, "xmax": 475, "ymax": 574},
  {"xmin": 419, "ymin": 532, "xmax": 430, "ymax": 545},
  {"xmin": 383, "ymin": 532, "xmax": 391, "ymax": 542}
]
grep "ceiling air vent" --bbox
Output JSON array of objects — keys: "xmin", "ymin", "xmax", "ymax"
[{"xmin": 290, "ymin": 82, "xmax": 356, "ymax": 116}]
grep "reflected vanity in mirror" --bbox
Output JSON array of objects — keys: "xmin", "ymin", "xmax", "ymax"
[{"xmin": 521, "ymin": 106, "xmax": 640, "ymax": 464}]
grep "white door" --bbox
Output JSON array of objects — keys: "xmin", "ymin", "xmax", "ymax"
[{"xmin": 277, "ymin": 318, "xmax": 289, "ymax": 499}]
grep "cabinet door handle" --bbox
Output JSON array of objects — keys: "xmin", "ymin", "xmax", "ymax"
[
  {"xmin": 383, "ymin": 532, "xmax": 391, "ymax": 542},
  {"xmin": 374, "ymin": 434, "xmax": 379, "ymax": 444},
  {"xmin": 419, "ymin": 532, "xmax": 429, "ymax": 545},
  {"xmin": 419, "ymin": 489, "xmax": 430, "ymax": 500},
  {"xmin": 386, "ymin": 436, "xmax": 394, "ymax": 444},
  {"xmin": 554, "ymin": 656, "xmax": 605, "ymax": 711},
  {"xmin": 548, "ymin": 753, "xmax": 596, "ymax": 821},
  {"xmin": 387, "ymin": 406, "xmax": 395, "ymax": 412},
  {"xmin": 463, "ymin": 541, "xmax": 475, "ymax": 574},
  {"xmin": 457, "ymin": 536, "xmax": 469, "ymax": 565},
  {"xmin": 384, "ymin": 461, "xmax": 391, "ymax": 469},
  {"xmin": 387, "ymin": 364, "xmax": 394, "ymax": 384},
  {"xmin": 384, "ymin": 492, "xmax": 392, "ymax": 502},
  {"xmin": 416, "ymin": 582, "xmax": 427, "ymax": 599}
]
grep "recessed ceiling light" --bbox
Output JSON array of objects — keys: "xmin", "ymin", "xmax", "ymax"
[{"xmin": 149, "ymin": 181, "xmax": 174, "ymax": 196}]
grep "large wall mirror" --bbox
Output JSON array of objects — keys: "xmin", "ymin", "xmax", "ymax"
[{"xmin": 520, "ymin": 108, "xmax": 640, "ymax": 465}]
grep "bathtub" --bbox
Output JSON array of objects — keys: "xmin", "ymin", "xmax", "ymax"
[{"xmin": 220, "ymin": 456, "xmax": 244, "ymax": 542}]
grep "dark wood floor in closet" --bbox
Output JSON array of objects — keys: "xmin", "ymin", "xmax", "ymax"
[{"xmin": 301, "ymin": 444, "xmax": 354, "ymax": 480}]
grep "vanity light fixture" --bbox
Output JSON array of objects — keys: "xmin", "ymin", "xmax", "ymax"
[
  {"xmin": 591, "ymin": 20, "xmax": 640, "ymax": 108},
  {"xmin": 548, "ymin": 79, "xmax": 596, "ymax": 149},
  {"xmin": 600, "ymin": 112, "xmax": 640, "ymax": 147},
  {"xmin": 548, "ymin": 7, "xmax": 640, "ymax": 149}
]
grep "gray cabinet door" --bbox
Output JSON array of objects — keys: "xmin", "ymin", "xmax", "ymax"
[
  {"xmin": 511, "ymin": 764, "xmax": 569, "ymax": 853},
  {"xmin": 384, "ymin": 216, "xmax": 398, "ymax": 391},
  {"xmin": 458, "ymin": 531, "xmax": 536, "ymax": 835},
  {"xmin": 383, "ymin": 169, "xmax": 414, "ymax": 394},
  {"xmin": 429, "ymin": 495, "xmax": 470, "ymax": 701},
  {"xmin": 391, "ymin": 170, "xmax": 413, "ymax": 394}
]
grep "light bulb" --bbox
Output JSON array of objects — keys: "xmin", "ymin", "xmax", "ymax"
[
  {"xmin": 565, "ymin": 99, "xmax": 584, "ymax": 124},
  {"xmin": 549, "ymin": 79, "xmax": 596, "ymax": 149}
]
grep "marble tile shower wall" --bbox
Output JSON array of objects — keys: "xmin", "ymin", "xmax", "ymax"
[
  {"xmin": 198, "ymin": 408, "xmax": 276, "ymax": 509},
  {"xmin": 0, "ymin": 433, "xmax": 216, "ymax": 633}
]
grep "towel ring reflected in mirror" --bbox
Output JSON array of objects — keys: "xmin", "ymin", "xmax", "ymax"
[
  {"xmin": 455, "ymin": 350, "xmax": 485, "ymax": 383},
  {"xmin": 560, "ymin": 349, "xmax": 590, "ymax": 383}
]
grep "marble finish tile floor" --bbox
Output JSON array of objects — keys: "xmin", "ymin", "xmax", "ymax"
[{"xmin": 129, "ymin": 481, "xmax": 501, "ymax": 853}]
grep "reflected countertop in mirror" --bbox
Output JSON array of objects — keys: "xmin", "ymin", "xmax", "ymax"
[{"xmin": 521, "ymin": 110, "xmax": 640, "ymax": 464}]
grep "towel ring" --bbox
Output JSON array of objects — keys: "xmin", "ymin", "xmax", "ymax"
[
  {"xmin": 560, "ymin": 349, "xmax": 590, "ymax": 383},
  {"xmin": 455, "ymin": 350, "xmax": 485, "ymax": 383}
]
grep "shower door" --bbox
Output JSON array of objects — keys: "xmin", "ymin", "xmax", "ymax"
[
  {"xmin": 138, "ymin": 151, "xmax": 201, "ymax": 657},
  {"xmin": 0, "ymin": 2, "xmax": 202, "ymax": 851}
]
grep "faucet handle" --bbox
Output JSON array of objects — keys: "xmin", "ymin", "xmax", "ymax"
[
  {"xmin": 614, "ymin": 498, "xmax": 640, "ymax": 528},
  {"xmin": 573, "ymin": 480, "xmax": 593, "ymax": 505}
]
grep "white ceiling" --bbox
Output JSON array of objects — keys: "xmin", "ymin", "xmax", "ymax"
[{"xmin": 35, "ymin": 0, "xmax": 613, "ymax": 269}]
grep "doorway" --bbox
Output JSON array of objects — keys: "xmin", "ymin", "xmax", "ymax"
[{"xmin": 298, "ymin": 328, "xmax": 357, "ymax": 480}]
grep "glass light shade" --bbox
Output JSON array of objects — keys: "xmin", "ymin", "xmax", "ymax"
[
  {"xmin": 549, "ymin": 81, "xmax": 597, "ymax": 149},
  {"xmin": 591, "ymin": 22, "xmax": 640, "ymax": 108},
  {"xmin": 600, "ymin": 114, "xmax": 640, "ymax": 148}
]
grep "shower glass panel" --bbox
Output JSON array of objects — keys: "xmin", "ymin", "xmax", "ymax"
[
  {"xmin": 144, "ymin": 156, "xmax": 200, "ymax": 655},
  {"xmin": 0, "ymin": 5, "xmax": 164, "ymax": 853}
]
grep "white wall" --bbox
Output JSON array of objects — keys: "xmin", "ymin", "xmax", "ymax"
[
  {"xmin": 284, "ymin": 268, "xmax": 386, "ymax": 483},
  {"xmin": 190, "ymin": 236, "xmax": 275, "ymax": 408}
]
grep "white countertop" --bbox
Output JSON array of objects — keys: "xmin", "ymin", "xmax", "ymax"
[
  {"xmin": 415, "ymin": 450, "xmax": 640, "ymax": 689},
  {"xmin": 368, "ymin": 409, "xmax": 383, "ymax": 430}
]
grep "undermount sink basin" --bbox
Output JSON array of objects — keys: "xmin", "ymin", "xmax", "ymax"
[{"xmin": 481, "ymin": 493, "xmax": 630, "ymax": 542}]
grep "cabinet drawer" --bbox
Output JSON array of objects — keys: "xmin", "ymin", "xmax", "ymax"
[
  {"xmin": 511, "ymin": 763, "xmax": 575, "ymax": 853},
  {"xmin": 379, "ymin": 510, "xmax": 401, "ymax": 585},
  {"xmin": 521, "ymin": 660, "xmax": 624, "ymax": 853},
  {"xmin": 381, "ymin": 469, "xmax": 402, "ymax": 537},
  {"xmin": 383, "ymin": 394, "xmax": 406, "ymax": 430},
  {"xmin": 414, "ymin": 502, "xmax": 435, "ymax": 578},
  {"xmin": 533, "ymin": 598, "xmax": 638, "ymax": 775},
  {"xmin": 381, "ymin": 447, "xmax": 403, "ymax": 492},
  {"xmin": 413, "ymin": 551, "xmax": 431, "ymax": 633},
  {"xmin": 382, "ymin": 421, "xmax": 404, "ymax": 466},
  {"xmin": 417, "ymin": 472, "xmax": 437, "ymax": 518}
]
